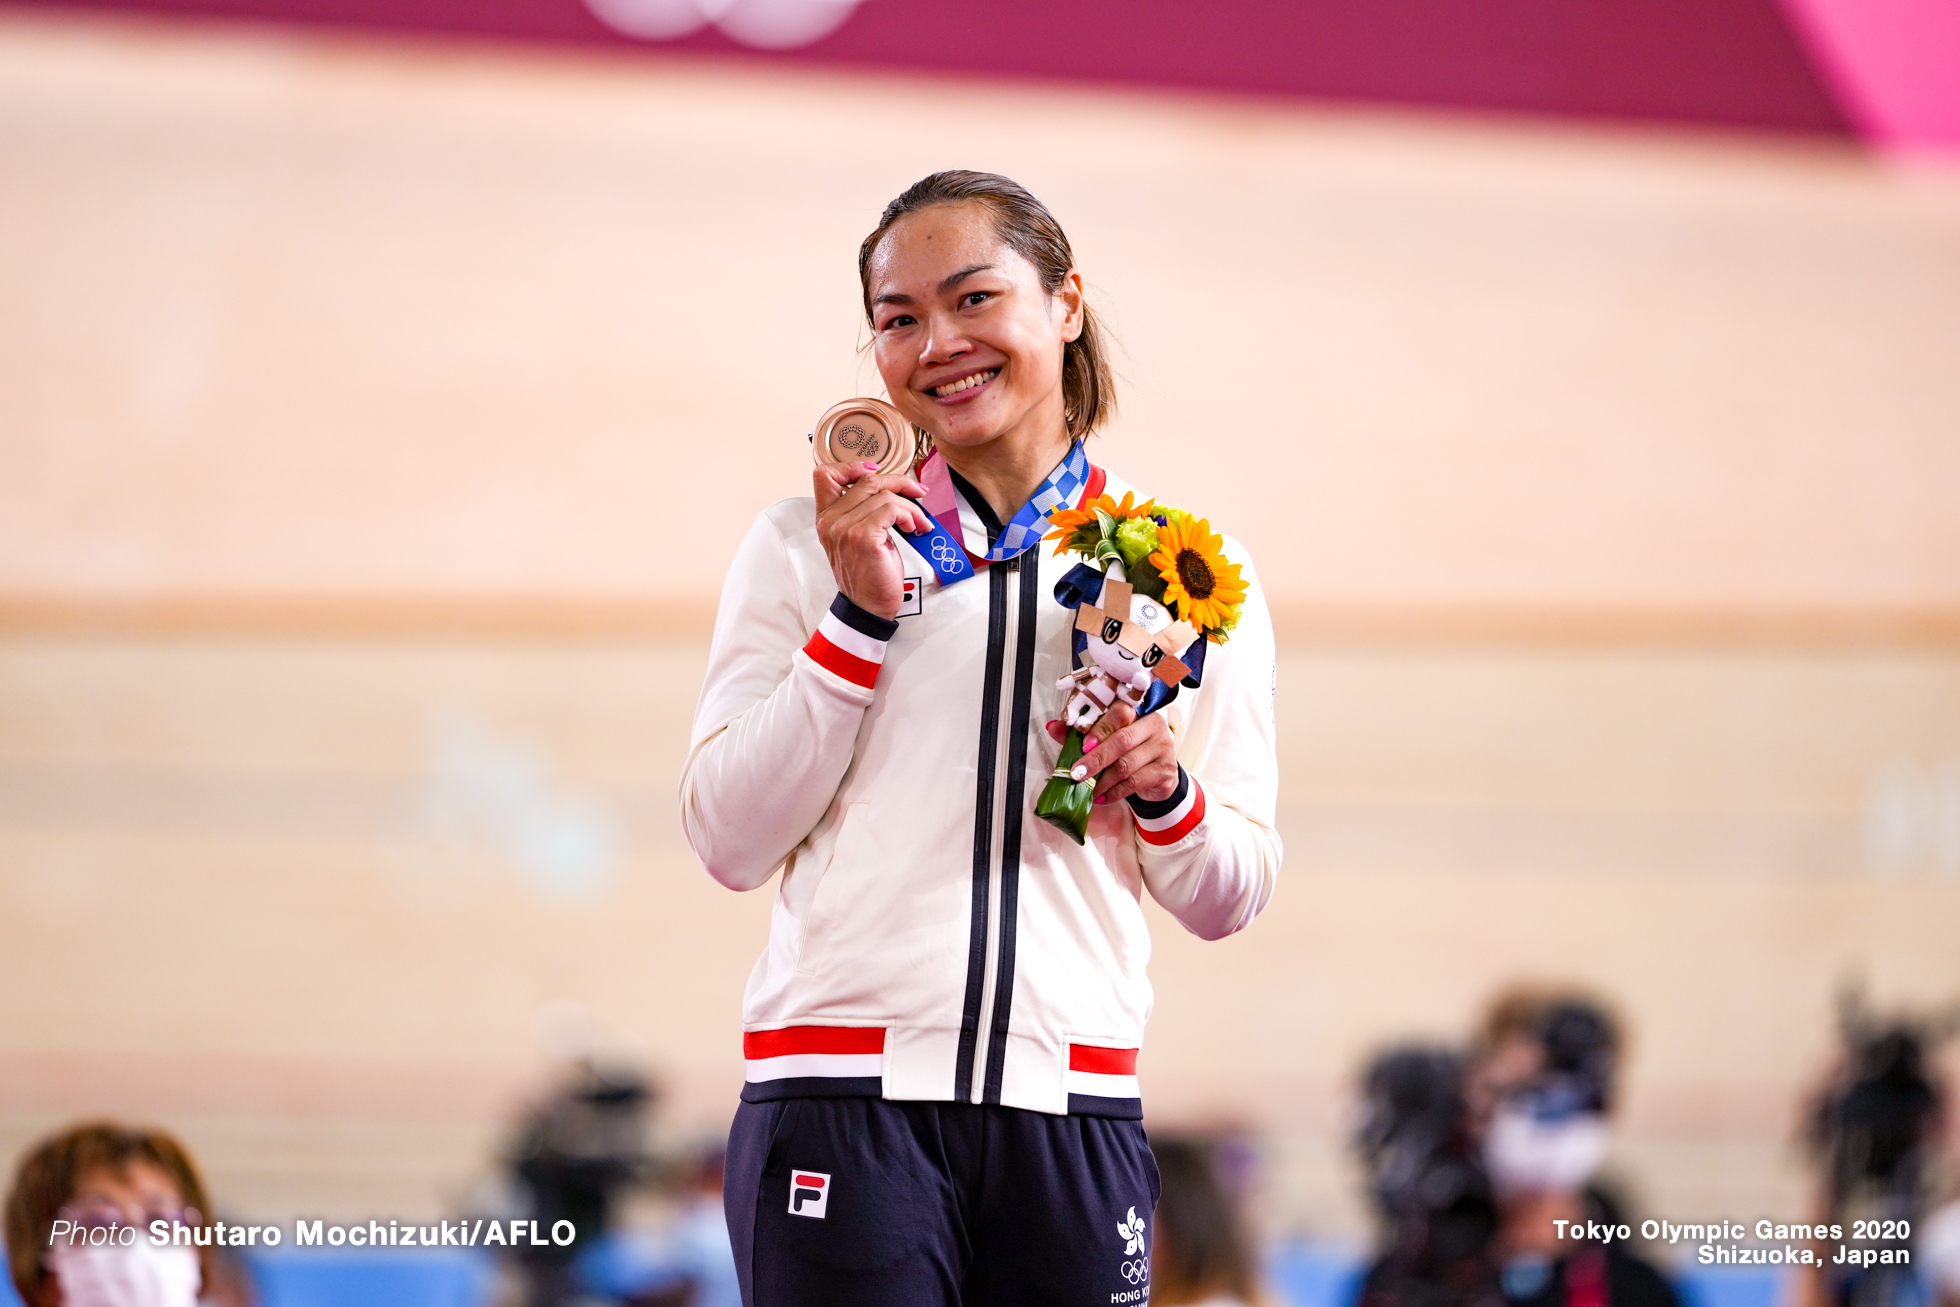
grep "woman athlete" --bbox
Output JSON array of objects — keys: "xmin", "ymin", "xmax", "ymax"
[{"xmin": 681, "ymin": 170, "xmax": 1282, "ymax": 1307}]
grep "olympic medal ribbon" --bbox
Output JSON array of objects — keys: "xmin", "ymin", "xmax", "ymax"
[
  {"xmin": 897, "ymin": 441, "xmax": 1092, "ymax": 588},
  {"xmin": 900, "ymin": 509, "xmax": 978, "ymax": 586}
]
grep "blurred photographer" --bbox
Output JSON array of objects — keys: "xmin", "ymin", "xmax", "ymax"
[
  {"xmin": 1796, "ymin": 993, "xmax": 1953, "ymax": 1307},
  {"xmin": 1469, "ymin": 989, "xmax": 1676, "ymax": 1307},
  {"xmin": 1355, "ymin": 991, "xmax": 1678, "ymax": 1307}
]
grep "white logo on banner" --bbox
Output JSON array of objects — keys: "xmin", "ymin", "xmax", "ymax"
[
  {"xmin": 789, "ymin": 1170, "xmax": 831, "ymax": 1219},
  {"xmin": 584, "ymin": 0, "xmax": 863, "ymax": 49}
]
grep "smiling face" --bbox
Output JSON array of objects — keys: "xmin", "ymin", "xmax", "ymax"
[{"xmin": 865, "ymin": 202, "xmax": 1084, "ymax": 458}]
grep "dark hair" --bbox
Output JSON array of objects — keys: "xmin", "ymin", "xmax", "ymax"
[
  {"xmin": 858, "ymin": 170, "xmax": 1115, "ymax": 438},
  {"xmin": 1150, "ymin": 1137, "xmax": 1260, "ymax": 1305},
  {"xmin": 1471, "ymin": 986, "xmax": 1622, "ymax": 1113},
  {"xmin": 5, "ymin": 1121, "xmax": 213, "ymax": 1305}
]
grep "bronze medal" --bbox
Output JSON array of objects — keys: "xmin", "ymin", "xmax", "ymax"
[{"xmin": 811, "ymin": 397, "xmax": 919, "ymax": 477}]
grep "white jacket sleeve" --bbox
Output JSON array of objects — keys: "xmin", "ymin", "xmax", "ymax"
[
  {"xmin": 679, "ymin": 502, "xmax": 896, "ymax": 891},
  {"xmin": 1125, "ymin": 541, "xmax": 1282, "ymax": 939}
]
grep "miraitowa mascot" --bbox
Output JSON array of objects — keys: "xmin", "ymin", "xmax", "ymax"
[{"xmin": 1036, "ymin": 564, "xmax": 1206, "ymax": 842}]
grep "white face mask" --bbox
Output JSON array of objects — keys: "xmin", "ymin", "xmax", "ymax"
[
  {"xmin": 1483, "ymin": 1103, "xmax": 1608, "ymax": 1196},
  {"xmin": 50, "ymin": 1242, "xmax": 200, "ymax": 1307}
]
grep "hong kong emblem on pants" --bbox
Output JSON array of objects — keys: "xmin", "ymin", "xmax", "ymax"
[
  {"xmin": 1117, "ymin": 1206, "xmax": 1149, "ymax": 1292},
  {"xmin": 789, "ymin": 1170, "xmax": 830, "ymax": 1218}
]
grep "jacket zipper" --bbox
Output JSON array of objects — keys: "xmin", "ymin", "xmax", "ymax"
[
  {"xmin": 958, "ymin": 554, "xmax": 1042, "ymax": 1105},
  {"xmin": 953, "ymin": 558, "xmax": 1013, "ymax": 1101},
  {"xmin": 981, "ymin": 557, "xmax": 1042, "ymax": 1103}
]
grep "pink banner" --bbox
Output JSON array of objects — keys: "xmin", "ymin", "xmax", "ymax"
[
  {"xmin": 1777, "ymin": 0, "xmax": 1960, "ymax": 153},
  {"xmin": 11, "ymin": 0, "xmax": 1856, "ymax": 137}
]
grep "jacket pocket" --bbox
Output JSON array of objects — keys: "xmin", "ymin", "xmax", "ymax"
[
  {"xmin": 760, "ymin": 1098, "xmax": 804, "ymax": 1178},
  {"xmin": 795, "ymin": 802, "xmax": 870, "ymax": 977}
]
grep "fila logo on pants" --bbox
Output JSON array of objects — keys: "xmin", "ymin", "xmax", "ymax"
[{"xmin": 789, "ymin": 1170, "xmax": 830, "ymax": 1218}]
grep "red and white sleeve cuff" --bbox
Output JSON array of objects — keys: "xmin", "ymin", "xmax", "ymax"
[
  {"xmin": 1126, "ymin": 767, "xmax": 1206, "ymax": 846},
  {"xmin": 801, "ymin": 594, "xmax": 898, "ymax": 690}
]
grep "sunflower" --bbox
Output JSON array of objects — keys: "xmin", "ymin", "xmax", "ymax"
[
  {"xmin": 1044, "ymin": 491, "xmax": 1159, "ymax": 555},
  {"xmin": 1148, "ymin": 514, "xmax": 1246, "ymax": 637}
]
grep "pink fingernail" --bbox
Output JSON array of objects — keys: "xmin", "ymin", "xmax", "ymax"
[
  {"xmin": 1094, "ymin": 795, "xmax": 1107, "ymax": 805},
  {"xmin": 1083, "ymin": 738, "xmax": 1098, "ymax": 752},
  {"xmin": 861, "ymin": 461, "xmax": 879, "ymax": 470}
]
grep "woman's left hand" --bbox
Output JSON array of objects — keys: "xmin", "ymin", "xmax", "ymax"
[{"xmin": 1044, "ymin": 704, "xmax": 1178, "ymax": 806}]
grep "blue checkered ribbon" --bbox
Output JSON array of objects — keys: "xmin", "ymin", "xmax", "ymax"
[{"xmin": 900, "ymin": 441, "xmax": 1090, "ymax": 588}]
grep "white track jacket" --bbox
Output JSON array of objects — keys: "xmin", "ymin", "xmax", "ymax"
[{"xmin": 680, "ymin": 464, "xmax": 1280, "ymax": 1118}]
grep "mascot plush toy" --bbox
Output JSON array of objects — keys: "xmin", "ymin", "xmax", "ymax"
[
  {"xmin": 1036, "ymin": 495, "xmax": 1243, "ymax": 843},
  {"xmin": 1057, "ymin": 576, "xmax": 1198, "ymax": 732}
]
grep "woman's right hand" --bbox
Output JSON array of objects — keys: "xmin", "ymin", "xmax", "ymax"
[{"xmin": 814, "ymin": 460, "xmax": 933, "ymax": 619}]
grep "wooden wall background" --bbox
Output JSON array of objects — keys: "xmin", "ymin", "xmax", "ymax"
[{"xmin": 3, "ymin": 10, "xmax": 1958, "ymax": 1241}]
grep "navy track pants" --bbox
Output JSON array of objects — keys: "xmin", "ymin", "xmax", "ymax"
[{"xmin": 724, "ymin": 1096, "xmax": 1160, "ymax": 1307}]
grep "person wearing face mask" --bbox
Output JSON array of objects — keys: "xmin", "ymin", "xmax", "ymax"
[
  {"xmin": 1467, "ymin": 993, "xmax": 1677, "ymax": 1307},
  {"xmin": 682, "ymin": 171, "xmax": 1281, "ymax": 1306},
  {"xmin": 4, "ymin": 1122, "xmax": 214, "ymax": 1307}
]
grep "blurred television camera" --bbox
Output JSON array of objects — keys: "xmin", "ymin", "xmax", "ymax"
[
  {"xmin": 1801, "ymin": 988, "xmax": 1956, "ymax": 1307},
  {"xmin": 1354, "ymin": 1045, "xmax": 1506, "ymax": 1307},
  {"xmin": 502, "ymin": 1062, "xmax": 655, "ymax": 1307}
]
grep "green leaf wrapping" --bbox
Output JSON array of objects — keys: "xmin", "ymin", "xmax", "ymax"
[{"xmin": 1035, "ymin": 727, "xmax": 1097, "ymax": 844}]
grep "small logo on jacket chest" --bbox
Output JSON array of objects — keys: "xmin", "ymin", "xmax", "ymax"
[{"xmin": 897, "ymin": 575, "xmax": 923, "ymax": 617}]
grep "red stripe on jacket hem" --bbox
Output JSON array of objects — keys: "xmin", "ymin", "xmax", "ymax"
[
  {"xmin": 743, "ymin": 1025, "xmax": 887, "ymax": 1059},
  {"xmin": 1068, "ymin": 1044, "xmax": 1139, "ymax": 1075},
  {"xmin": 802, "ymin": 630, "xmax": 880, "ymax": 688}
]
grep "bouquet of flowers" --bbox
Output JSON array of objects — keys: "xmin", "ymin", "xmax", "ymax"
[{"xmin": 1034, "ymin": 493, "xmax": 1248, "ymax": 843}]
